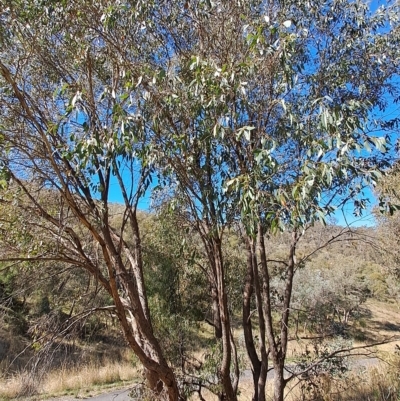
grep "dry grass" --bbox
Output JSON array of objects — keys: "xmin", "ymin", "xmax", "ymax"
[
  {"xmin": 191, "ymin": 361, "xmax": 400, "ymax": 401},
  {"xmin": 360, "ymin": 300, "xmax": 400, "ymax": 347},
  {"xmin": 0, "ymin": 349, "xmax": 139, "ymax": 400},
  {"xmin": 283, "ymin": 351, "xmax": 400, "ymax": 401},
  {"xmin": 43, "ymin": 361, "xmax": 138, "ymax": 394},
  {"xmin": 1, "ymin": 299, "xmax": 399, "ymax": 400},
  {"xmin": 282, "ymin": 298, "xmax": 400, "ymax": 401},
  {"xmin": 191, "ymin": 299, "xmax": 400, "ymax": 401}
]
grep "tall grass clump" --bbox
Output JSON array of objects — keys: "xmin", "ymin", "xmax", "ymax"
[
  {"xmin": 0, "ymin": 348, "xmax": 139, "ymax": 400},
  {"xmin": 289, "ymin": 349, "xmax": 400, "ymax": 401}
]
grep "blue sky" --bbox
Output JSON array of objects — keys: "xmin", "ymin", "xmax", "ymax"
[
  {"xmin": 107, "ymin": 172, "xmax": 380, "ymax": 227},
  {"xmin": 331, "ymin": 193, "xmax": 377, "ymax": 227}
]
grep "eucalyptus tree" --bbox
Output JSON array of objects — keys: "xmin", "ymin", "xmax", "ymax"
[
  {"xmin": 0, "ymin": 2, "xmax": 181, "ymax": 399},
  {"xmin": 0, "ymin": 1, "xmax": 399, "ymax": 401},
  {"xmin": 212, "ymin": 2, "xmax": 400, "ymax": 399},
  {"xmin": 146, "ymin": 1, "xmax": 400, "ymax": 401}
]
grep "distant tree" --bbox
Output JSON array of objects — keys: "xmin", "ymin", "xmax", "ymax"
[{"xmin": 291, "ymin": 261, "xmax": 370, "ymax": 335}]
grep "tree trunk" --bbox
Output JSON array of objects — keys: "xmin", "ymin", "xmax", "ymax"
[
  {"xmin": 257, "ymin": 224, "xmax": 299, "ymax": 401},
  {"xmin": 242, "ymin": 249, "xmax": 261, "ymax": 400},
  {"xmin": 272, "ymin": 363, "xmax": 285, "ymax": 401},
  {"xmin": 101, "ymin": 222, "xmax": 182, "ymax": 401},
  {"xmin": 243, "ymin": 233, "xmax": 268, "ymax": 401},
  {"xmin": 118, "ymin": 309, "xmax": 181, "ymax": 401},
  {"xmin": 212, "ymin": 285, "xmax": 223, "ymax": 339},
  {"xmin": 270, "ymin": 231, "xmax": 298, "ymax": 401},
  {"xmin": 145, "ymin": 368, "xmax": 165, "ymax": 394},
  {"xmin": 213, "ymin": 239, "xmax": 237, "ymax": 401}
]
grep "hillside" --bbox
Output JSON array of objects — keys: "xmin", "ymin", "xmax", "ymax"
[{"xmin": 1, "ymin": 216, "xmax": 399, "ymax": 400}]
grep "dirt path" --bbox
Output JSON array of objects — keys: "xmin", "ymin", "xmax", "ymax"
[
  {"xmin": 54, "ymin": 357, "xmax": 381, "ymax": 401},
  {"xmin": 82, "ymin": 388, "xmax": 133, "ymax": 401},
  {"xmin": 46, "ymin": 386, "xmax": 134, "ymax": 401}
]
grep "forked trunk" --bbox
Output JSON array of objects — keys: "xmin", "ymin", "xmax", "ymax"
[{"xmin": 243, "ymin": 234, "xmax": 268, "ymax": 401}]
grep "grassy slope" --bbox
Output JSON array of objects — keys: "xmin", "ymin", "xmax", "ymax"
[
  {"xmin": 1, "ymin": 222, "xmax": 400, "ymax": 400},
  {"xmin": 1, "ymin": 298, "xmax": 399, "ymax": 401}
]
